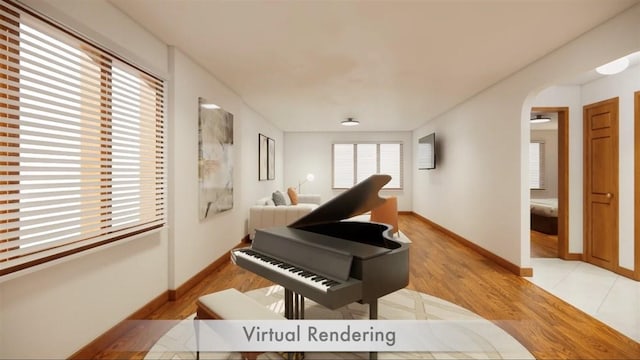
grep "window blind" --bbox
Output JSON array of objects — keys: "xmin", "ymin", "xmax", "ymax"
[
  {"xmin": 380, "ymin": 143, "xmax": 401, "ymax": 188},
  {"xmin": 0, "ymin": 1, "xmax": 165, "ymax": 277},
  {"xmin": 356, "ymin": 143, "xmax": 376, "ymax": 184},
  {"xmin": 529, "ymin": 141, "xmax": 545, "ymax": 189},
  {"xmin": 332, "ymin": 143, "xmax": 354, "ymax": 189},
  {"xmin": 332, "ymin": 143, "xmax": 403, "ymax": 189}
]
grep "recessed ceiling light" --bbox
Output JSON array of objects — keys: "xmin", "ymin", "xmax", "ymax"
[
  {"xmin": 201, "ymin": 103, "xmax": 220, "ymax": 110},
  {"xmin": 596, "ymin": 57, "xmax": 629, "ymax": 75},
  {"xmin": 341, "ymin": 117, "xmax": 359, "ymax": 126},
  {"xmin": 530, "ymin": 115, "xmax": 551, "ymax": 124}
]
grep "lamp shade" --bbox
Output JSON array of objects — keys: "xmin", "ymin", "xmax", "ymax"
[{"xmin": 298, "ymin": 173, "xmax": 314, "ymax": 193}]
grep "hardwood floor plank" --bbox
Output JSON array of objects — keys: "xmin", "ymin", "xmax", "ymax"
[
  {"xmin": 531, "ymin": 230, "xmax": 559, "ymax": 258},
  {"xmin": 88, "ymin": 214, "xmax": 640, "ymax": 360}
]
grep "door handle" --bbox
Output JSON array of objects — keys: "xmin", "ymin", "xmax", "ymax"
[{"xmin": 606, "ymin": 193, "xmax": 613, "ymax": 199}]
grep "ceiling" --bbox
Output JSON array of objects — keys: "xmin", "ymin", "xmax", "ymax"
[{"xmin": 110, "ymin": 0, "xmax": 638, "ymax": 132}]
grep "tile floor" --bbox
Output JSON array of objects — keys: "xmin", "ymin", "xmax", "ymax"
[{"xmin": 527, "ymin": 258, "xmax": 640, "ymax": 343}]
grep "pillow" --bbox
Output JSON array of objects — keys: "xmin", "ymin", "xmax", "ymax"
[
  {"xmin": 287, "ymin": 187, "xmax": 298, "ymax": 205},
  {"xmin": 272, "ymin": 190, "xmax": 287, "ymax": 206}
]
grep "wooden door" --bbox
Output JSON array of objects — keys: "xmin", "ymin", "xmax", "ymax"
[{"xmin": 584, "ymin": 98, "xmax": 619, "ymax": 271}]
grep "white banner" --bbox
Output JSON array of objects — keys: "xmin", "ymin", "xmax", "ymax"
[{"xmin": 193, "ymin": 319, "xmax": 515, "ymax": 352}]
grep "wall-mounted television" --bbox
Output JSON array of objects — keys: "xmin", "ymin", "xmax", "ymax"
[{"xmin": 418, "ymin": 132, "xmax": 436, "ymax": 170}]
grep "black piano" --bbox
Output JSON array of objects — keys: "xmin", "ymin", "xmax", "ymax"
[{"xmin": 232, "ymin": 174, "xmax": 409, "ymax": 321}]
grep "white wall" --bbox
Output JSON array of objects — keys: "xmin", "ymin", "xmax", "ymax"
[
  {"xmin": 169, "ymin": 48, "xmax": 282, "ymax": 288},
  {"xmin": 413, "ymin": 90, "xmax": 526, "ymax": 264},
  {"xmin": 168, "ymin": 48, "xmax": 283, "ymax": 288},
  {"xmin": 532, "ymin": 86, "xmax": 584, "ymax": 254},
  {"xmin": 413, "ymin": 4, "xmax": 640, "ymax": 269},
  {"xmin": 0, "ymin": 1, "xmax": 281, "ymax": 358},
  {"xmin": 283, "ymin": 132, "xmax": 413, "ymax": 211},
  {"xmin": 530, "ymin": 130, "xmax": 558, "ymax": 200}
]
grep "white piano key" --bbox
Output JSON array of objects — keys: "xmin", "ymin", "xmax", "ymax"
[{"xmin": 233, "ymin": 249, "xmax": 341, "ymax": 292}]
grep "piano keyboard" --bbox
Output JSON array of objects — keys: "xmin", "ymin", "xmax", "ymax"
[{"xmin": 233, "ymin": 248, "xmax": 342, "ymax": 292}]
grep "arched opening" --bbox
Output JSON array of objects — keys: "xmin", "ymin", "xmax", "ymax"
[{"xmin": 523, "ymin": 50, "xmax": 640, "ymax": 343}]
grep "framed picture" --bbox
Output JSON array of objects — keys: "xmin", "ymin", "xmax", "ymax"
[
  {"xmin": 267, "ymin": 137, "xmax": 275, "ymax": 180},
  {"xmin": 198, "ymin": 97, "xmax": 233, "ymax": 220},
  {"xmin": 259, "ymin": 133, "xmax": 268, "ymax": 180}
]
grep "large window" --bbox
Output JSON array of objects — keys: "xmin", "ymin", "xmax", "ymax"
[
  {"xmin": 0, "ymin": 2, "xmax": 165, "ymax": 277},
  {"xmin": 332, "ymin": 143, "xmax": 403, "ymax": 189},
  {"xmin": 529, "ymin": 141, "xmax": 545, "ymax": 190}
]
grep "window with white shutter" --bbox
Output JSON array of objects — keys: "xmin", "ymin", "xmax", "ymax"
[
  {"xmin": 529, "ymin": 141, "xmax": 545, "ymax": 190},
  {"xmin": 0, "ymin": 1, "xmax": 165, "ymax": 277},
  {"xmin": 332, "ymin": 142, "xmax": 403, "ymax": 189}
]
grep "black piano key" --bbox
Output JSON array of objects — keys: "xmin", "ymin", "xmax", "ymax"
[{"xmin": 236, "ymin": 249, "xmax": 343, "ymax": 289}]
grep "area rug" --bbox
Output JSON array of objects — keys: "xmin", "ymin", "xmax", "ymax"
[{"xmin": 144, "ymin": 286, "xmax": 533, "ymax": 360}]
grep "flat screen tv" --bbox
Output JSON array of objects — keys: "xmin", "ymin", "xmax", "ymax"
[{"xmin": 418, "ymin": 133, "xmax": 436, "ymax": 170}]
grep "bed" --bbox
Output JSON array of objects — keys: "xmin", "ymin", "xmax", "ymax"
[{"xmin": 530, "ymin": 198, "xmax": 558, "ymax": 235}]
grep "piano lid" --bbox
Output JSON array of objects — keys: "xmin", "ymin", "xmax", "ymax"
[{"xmin": 289, "ymin": 174, "xmax": 391, "ymax": 228}]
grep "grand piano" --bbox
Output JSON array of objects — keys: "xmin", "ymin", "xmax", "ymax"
[{"xmin": 231, "ymin": 174, "xmax": 409, "ymax": 322}]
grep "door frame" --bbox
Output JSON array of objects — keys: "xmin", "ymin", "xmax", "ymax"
[
  {"xmin": 634, "ymin": 91, "xmax": 640, "ymax": 280},
  {"xmin": 532, "ymin": 107, "xmax": 572, "ymax": 259}
]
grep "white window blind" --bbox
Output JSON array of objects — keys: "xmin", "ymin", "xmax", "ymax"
[
  {"xmin": 380, "ymin": 143, "xmax": 401, "ymax": 188},
  {"xmin": 356, "ymin": 143, "xmax": 376, "ymax": 184},
  {"xmin": 529, "ymin": 141, "xmax": 545, "ymax": 189},
  {"xmin": 332, "ymin": 143, "xmax": 354, "ymax": 189},
  {"xmin": 0, "ymin": 1, "xmax": 165, "ymax": 277},
  {"xmin": 332, "ymin": 142, "xmax": 403, "ymax": 189}
]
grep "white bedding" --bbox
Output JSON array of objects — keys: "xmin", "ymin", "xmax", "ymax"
[{"xmin": 530, "ymin": 198, "xmax": 558, "ymax": 217}]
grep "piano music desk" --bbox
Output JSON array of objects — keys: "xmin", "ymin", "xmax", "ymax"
[{"xmin": 194, "ymin": 288, "xmax": 285, "ymax": 360}]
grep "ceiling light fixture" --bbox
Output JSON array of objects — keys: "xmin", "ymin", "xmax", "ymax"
[
  {"xmin": 341, "ymin": 117, "xmax": 359, "ymax": 126},
  {"xmin": 530, "ymin": 115, "xmax": 551, "ymax": 124},
  {"xmin": 596, "ymin": 57, "xmax": 630, "ymax": 75}
]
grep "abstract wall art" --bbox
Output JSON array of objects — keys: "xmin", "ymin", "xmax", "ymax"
[{"xmin": 198, "ymin": 97, "xmax": 233, "ymax": 219}]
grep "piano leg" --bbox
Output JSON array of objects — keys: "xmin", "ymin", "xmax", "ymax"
[
  {"xmin": 284, "ymin": 289, "xmax": 306, "ymax": 320},
  {"xmin": 369, "ymin": 300, "xmax": 378, "ymax": 320},
  {"xmin": 284, "ymin": 288, "xmax": 293, "ymax": 319},
  {"xmin": 284, "ymin": 289, "xmax": 306, "ymax": 360},
  {"xmin": 370, "ymin": 300, "xmax": 378, "ymax": 360}
]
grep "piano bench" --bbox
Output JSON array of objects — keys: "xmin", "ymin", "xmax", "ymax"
[
  {"xmin": 196, "ymin": 288, "xmax": 284, "ymax": 320},
  {"xmin": 194, "ymin": 288, "xmax": 285, "ymax": 360}
]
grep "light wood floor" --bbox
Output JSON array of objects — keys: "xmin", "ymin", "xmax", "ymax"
[
  {"xmin": 530, "ymin": 230, "xmax": 558, "ymax": 258},
  {"xmin": 90, "ymin": 214, "xmax": 640, "ymax": 359}
]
